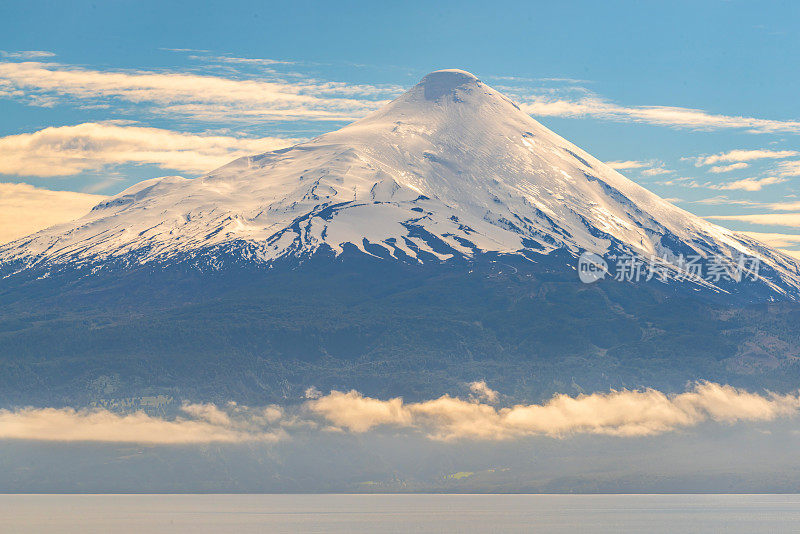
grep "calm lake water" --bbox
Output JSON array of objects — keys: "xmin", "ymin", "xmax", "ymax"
[{"xmin": 2, "ymin": 494, "xmax": 800, "ymax": 533}]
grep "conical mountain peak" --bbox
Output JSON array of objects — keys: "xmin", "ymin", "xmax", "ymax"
[
  {"xmin": 416, "ymin": 69, "xmax": 482, "ymax": 100},
  {"xmin": 2, "ymin": 70, "xmax": 799, "ymax": 299}
]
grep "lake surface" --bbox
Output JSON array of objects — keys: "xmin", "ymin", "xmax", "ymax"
[{"xmin": 2, "ymin": 494, "xmax": 800, "ymax": 533}]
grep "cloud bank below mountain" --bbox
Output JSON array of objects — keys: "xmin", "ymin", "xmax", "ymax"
[{"xmin": 2, "ymin": 382, "xmax": 798, "ymax": 444}]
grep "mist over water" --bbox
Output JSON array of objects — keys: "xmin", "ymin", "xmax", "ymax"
[
  {"xmin": 4, "ymin": 418, "xmax": 800, "ymax": 493},
  {"xmin": 3, "ymin": 494, "xmax": 800, "ymax": 533}
]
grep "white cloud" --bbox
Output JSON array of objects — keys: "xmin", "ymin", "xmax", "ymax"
[
  {"xmin": 187, "ymin": 54, "xmax": 295, "ymax": 66},
  {"xmin": 695, "ymin": 197, "xmax": 800, "ymax": 210},
  {"xmin": 468, "ymin": 381, "xmax": 499, "ymax": 403},
  {"xmin": 691, "ymin": 195, "xmax": 760, "ymax": 206},
  {"xmin": 159, "ymin": 48, "xmax": 210, "ymax": 54},
  {"xmin": 778, "ymin": 161, "xmax": 800, "ymax": 177},
  {"xmin": 604, "ymin": 159, "xmax": 670, "ymax": 176},
  {"xmin": 641, "ymin": 167, "xmax": 671, "ymax": 176},
  {"xmin": 656, "ymin": 177, "xmax": 707, "ymax": 188},
  {"xmin": 0, "ymin": 61, "xmax": 396, "ymax": 122},
  {"xmin": 697, "ymin": 149, "xmax": 799, "ymax": 166},
  {"xmin": 308, "ymin": 391, "xmax": 412, "ymax": 433},
  {"xmin": 604, "ymin": 160, "xmax": 647, "ymax": 170},
  {"xmin": 0, "ymin": 51, "xmax": 55, "ymax": 60},
  {"xmin": 763, "ymin": 201, "xmax": 800, "ymax": 211},
  {"xmin": 2, "ymin": 383, "xmax": 798, "ymax": 444},
  {"xmin": 304, "ymin": 386, "xmax": 322, "ymax": 399},
  {"xmin": 710, "ymin": 162, "xmax": 748, "ymax": 173},
  {"xmin": 306, "ymin": 382, "xmax": 800, "ymax": 441},
  {"xmin": 706, "ymin": 213, "xmax": 800, "ymax": 228},
  {"xmin": 519, "ymin": 96, "xmax": 800, "ymax": 134},
  {"xmin": 4, "ymin": 60, "xmax": 798, "ymax": 135},
  {"xmin": 742, "ymin": 231, "xmax": 800, "ymax": 248},
  {"xmin": 0, "ymin": 403, "xmax": 285, "ymax": 444},
  {"xmin": 713, "ymin": 176, "xmax": 787, "ymax": 192},
  {"xmin": 0, "ymin": 182, "xmax": 106, "ymax": 244},
  {"xmin": 0, "ymin": 122, "xmax": 301, "ymax": 177},
  {"xmin": 741, "ymin": 231, "xmax": 800, "ymax": 260}
]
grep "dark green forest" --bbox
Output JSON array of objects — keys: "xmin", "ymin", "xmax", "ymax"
[{"xmin": 2, "ymin": 250, "xmax": 799, "ymax": 408}]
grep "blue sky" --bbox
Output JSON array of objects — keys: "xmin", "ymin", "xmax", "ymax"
[{"xmin": 1, "ymin": 0, "xmax": 799, "ymax": 252}]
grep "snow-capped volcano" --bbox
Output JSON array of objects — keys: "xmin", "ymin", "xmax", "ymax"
[{"xmin": 3, "ymin": 69, "xmax": 799, "ymax": 297}]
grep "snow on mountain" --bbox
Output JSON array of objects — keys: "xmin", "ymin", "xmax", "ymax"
[{"xmin": 2, "ymin": 69, "xmax": 799, "ymax": 297}]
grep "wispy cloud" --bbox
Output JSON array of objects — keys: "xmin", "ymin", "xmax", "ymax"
[
  {"xmin": 0, "ymin": 403, "xmax": 284, "ymax": 444},
  {"xmin": 519, "ymin": 96, "xmax": 800, "ymax": 134},
  {"xmin": 0, "ymin": 61, "xmax": 398, "ymax": 122},
  {"xmin": 0, "ymin": 50, "xmax": 55, "ymax": 60},
  {"xmin": 743, "ymin": 231, "xmax": 800, "ymax": 249},
  {"xmin": 692, "ymin": 195, "xmax": 761, "ymax": 206},
  {"xmin": 658, "ymin": 175, "xmax": 785, "ymax": 192},
  {"xmin": 658, "ymin": 176, "xmax": 788, "ymax": 193},
  {"xmin": 0, "ymin": 182, "xmax": 106, "ymax": 244},
  {"xmin": 0, "ymin": 122, "xmax": 301, "ymax": 177},
  {"xmin": 710, "ymin": 162, "xmax": 748, "ymax": 173},
  {"xmin": 605, "ymin": 160, "xmax": 648, "ymax": 170},
  {"xmin": 692, "ymin": 197, "xmax": 800, "ymax": 211},
  {"xmin": 780, "ymin": 250, "xmax": 800, "ymax": 261},
  {"xmin": 656, "ymin": 177, "xmax": 706, "ymax": 188},
  {"xmin": 712, "ymin": 176, "xmax": 787, "ymax": 192},
  {"xmin": 485, "ymin": 75, "xmax": 593, "ymax": 84},
  {"xmin": 778, "ymin": 161, "xmax": 800, "ymax": 177},
  {"xmin": 641, "ymin": 166, "xmax": 672, "ymax": 176},
  {"xmin": 741, "ymin": 231, "xmax": 800, "ymax": 260},
  {"xmin": 187, "ymin": 54, "xmax": 295, "ymax": 66},
  {"xmin": 468, "ymin": 381, "xmax": 499, "ymax": 403},
  {"xmin": 158, "ymin": 48, "xmax": 210, "ymax": 54},
  {"xmin": 604, "ymin": 159, "xmax": 670, "ymax": 176},
  {"xmin": 707, "ymin": 213, "xmax": 800, "ymax": 228},
  {"xmin": 763, "ymin": 201, "xmax": 800, "ymax": 211},
  {"xmin": 5, "ymin": 60, "xmax": 798, "ymax": 136},
  {"xmin": 696, "ymin": 149, "xmax": 799, "ymax": 166}
]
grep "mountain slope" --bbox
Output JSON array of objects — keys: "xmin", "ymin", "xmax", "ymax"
[
  {"xmin": 4, "ymin": 70, "xmax": 800, "ymax": 406},
  {"xmin": 2, "ymin": 69, "xmax": 798, "ymax": 298}
]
